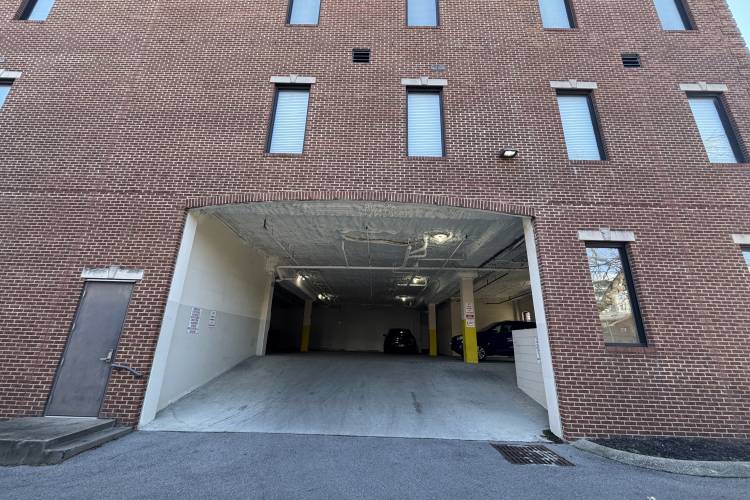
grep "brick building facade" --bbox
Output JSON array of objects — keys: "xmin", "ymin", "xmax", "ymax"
[{"xmin": 1, "ymin": 0, "xmax": 748, "ymax": 439}]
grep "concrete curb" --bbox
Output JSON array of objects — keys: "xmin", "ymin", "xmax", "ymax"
[{"xmin": 572, "ymin": 439, "xmax": 750, "ymax": 478}]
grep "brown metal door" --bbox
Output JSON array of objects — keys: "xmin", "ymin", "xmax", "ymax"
[{"xmin": 46, "ymin": 281, "xmax": 134, "ymax": 417}]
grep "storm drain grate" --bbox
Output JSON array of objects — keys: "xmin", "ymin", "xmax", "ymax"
[{"xmin": 491, "ymin": 444, "xmax": 574, "ymax": 466}]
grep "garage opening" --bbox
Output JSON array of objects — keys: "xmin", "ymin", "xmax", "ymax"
[{"xmin": 140, "ymin": 201, "xmax": 560, "ymax": 441}]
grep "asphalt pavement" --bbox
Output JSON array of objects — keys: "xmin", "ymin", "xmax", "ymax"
[{"xmin": 0, "ymin": 431, "xmax": 746, "ymax": 499}]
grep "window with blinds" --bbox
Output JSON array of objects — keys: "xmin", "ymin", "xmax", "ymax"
[
  {"xmin": 653, "ymin": 0, "xmax": 692, "ymax": 30},
  {"xmin": 556, "ymin": 92, "xmax": 604, "ymax": 161},
  {"xmin": 18, "ymin": 0, "xmax": 55, "ymax": 21},
  {"xmin": 0, "ymin": 81, "xmax": 12, "ymax": 108},
  {"xmin": 268, "ymin": 87, "xmax": 310, "ymax": 154},
  {"xmin": 407, "ymin": 90, "xmax": 444, "ymax": 157},
  {"xmin": 538, "ymin": 0, "xmax": 574, "ymax": 29},
  {"xmin": 407, "ymin": 0, "xmax": 438, "ymax": 27},
  {"xmin": 19, "ymin": 0, "xmax": 56, "ymax": 21},
  {"xmin": 687, "ymin": 95, "xmax": 743, "ymax": 163},
  {"xmin": 287, "ymin": 0, "xmax": 321, "ymax": 25}
]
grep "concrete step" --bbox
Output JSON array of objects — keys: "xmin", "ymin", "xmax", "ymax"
[
  {"xmin": 43, "ymin": 426, "xmax": 133, "ymax": 465},
  {"xmin": 0, "ymin": 417, "xmax": 130, "ymax": 466},
  {"xmin": 42, "ymin": 419, "xmax": 116, "ymax": 447}
]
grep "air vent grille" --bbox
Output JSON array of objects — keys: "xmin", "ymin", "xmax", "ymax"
[
  {"xmin": 352, "ymin": 48, "xmax": 371, "ymax": 64},
  {"xmin": 622, "ymin": 53, "xmax": 641, "ymax": 68}
]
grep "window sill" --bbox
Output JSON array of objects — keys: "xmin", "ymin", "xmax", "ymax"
[
  {"xmin": 605, "ymin": 344, "xmax": 656, "ymax": 355},
  {"xmin": 542, "ymin": 28, "xmax": 579, "ymax": 32},
  {"xmin": 406, "ymin": 155, "xmax": 447, "ymax": 160},
  {"xmin": 264, "ymin": 153, "xmax": 304, "ymax": 158},
  {"xmin": 11, "ymin": 19, "xmax": 47, "ymax": 23},
  {"xmin": 662, "ymin": 29, "xmax": 698, "ymax": 34},
  {"xmin": 285, "ymin": 24, "xmax": 319, "ymax": 27},
  {"xmin": 708, "ymin": 162, "xmax": 750, "ymax": 168},
  {"xmin": 568, "ymin": 160, "xmax": 609, "ymax": 165},
  {"xmin": 406, "ymin": 26, "xmax": 440, "ymax": 30}
]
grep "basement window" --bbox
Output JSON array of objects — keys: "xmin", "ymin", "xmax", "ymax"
[
  {"xmin": 653, "ymin": 0, "xmax": 693, "ymax": 30},
  {"xmin": 538, "ymin": 0, "xmax": 575, "ymax": 29},
  {"xmin": 555, "ymin": 91, "xmax": 605, "ymax": 161},
  {"xmin": 585, "ymin": 243, "xmax": 646, "ymax": 346},
  {"xmin": 687, "ymin": 94, "xmax": 744, "ymax": 164},
  {"xmin": 407, "ymin": 0, "xmax": 438, "ymax": 27},
  {"xmin": 267, "ymin": 86, "xmax": 310, "ymax": 154},
  {"xmin": 0, "ymin": 80, "xmax": 12, "ymax": 108},
  {"xmin": 18, "ymin": 0, "xmax": 55, "ymax": 21},
  {"xmin": 287, "ymin": 0, "xmax": 320, "ymax": 25},
  {"xmin": 407, "ymin": 88, "xmax": 444, "ymax": 157}
]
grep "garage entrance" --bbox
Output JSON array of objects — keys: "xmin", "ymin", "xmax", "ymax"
[{"xmin": 140, "ymin": 201, "xmax": 561, "ymax": 441}]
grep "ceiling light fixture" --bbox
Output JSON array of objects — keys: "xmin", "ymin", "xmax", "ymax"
[
  {"xmin": 410, "ymin": 276, "xmax": 428, "ymax": 286},
  {"xmin": 429, "ymin": 232, "xmax": 453, "ymax": 245},
  {"xmin": 396, "ymin": 295, "xmax": 412, "ymax": 303},
  {"xmin": 499, "ymin": 148, "xmax": 519, "ymax": 159}
]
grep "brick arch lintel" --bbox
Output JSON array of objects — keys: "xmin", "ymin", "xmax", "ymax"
[{"xmin": 185, "ymin": 191, "xmax": 535, "ymax": 218}]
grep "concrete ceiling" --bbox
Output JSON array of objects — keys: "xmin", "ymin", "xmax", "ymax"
[{"xmin": 203, "ymin": 201, "xmax": 530, "ymax": 307}]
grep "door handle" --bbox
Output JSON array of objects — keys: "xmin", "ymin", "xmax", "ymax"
[
  {"xmin": 112, "ymin": 363, "xmax": 144, "ymax": 379},
  {"xmin": 100, "ymin": 350, "xmax": 113, "ymax": 363}
]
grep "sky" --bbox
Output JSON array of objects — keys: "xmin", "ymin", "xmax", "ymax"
[{"xmin": 727, "ymin": 0, "xmax": 750, "ymax": 45}]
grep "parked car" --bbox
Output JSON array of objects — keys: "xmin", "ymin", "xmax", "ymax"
[
  {"xmin": 383, "ymin": 328, "xmax": 419, "ymax": 354},
  {"xmin": 451, "ymin": 320, "xmax": 536, "ymax": 361}
]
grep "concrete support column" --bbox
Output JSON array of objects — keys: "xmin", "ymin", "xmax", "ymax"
[
  {"xmin": 300, "ymin": 299, "xmax": 313, "ymax": 352},
  {"xmin": 458, "ymin": 273, "xmax": 478, "ymax": 364},
  {"xmin": 428, "ymin": 303, "xmax": 437, "ymax": 357},
  {"xmin": 139, "ymin": 213, "xmax": 198, "ymax": 427},
  {"xmin": 523, "ymin": 217, "xmax": 563, "ymax": 438},
  {"xmin": 255, "ymin": 258, "xmax": 277, "ymax": 357}
]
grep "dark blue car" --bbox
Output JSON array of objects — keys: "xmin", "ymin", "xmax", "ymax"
[{"xmin": 451, "ymin": 320, "xmax": 536, "ymax": 361}]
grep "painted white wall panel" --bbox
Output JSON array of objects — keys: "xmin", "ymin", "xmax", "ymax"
[
  {"xmin": 310, "ymin": 305, "xmax": 421, "ymax": 352},
  {"xmin": 512, "ymin": 328, "xmax": 547, "ymax": 409},
  {"xmin": 475, "ymin": 301, "xmax": 515, "ymax": 330},
  {"xmin": 437, "ymin": 298, "xmax": 520, "ymax": 357},
  {"xmin": 156, "ymin": 215, "xmax": 270, "ymax": 411}
]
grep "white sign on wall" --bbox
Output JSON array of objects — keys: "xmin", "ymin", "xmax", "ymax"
[
  {"xmin": 464, "ymin": 303, "xmax": 475, "ymax": 328},
  {"xmin": 188, "ymin": 307, "xmax": 201, "ymax": 335}
]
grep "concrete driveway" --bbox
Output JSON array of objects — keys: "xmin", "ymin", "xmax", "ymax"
[
  {"xmin": 143, "ymin": 353, "xmax": 549, "ymax": 442},
  {"xmin": 1, "ymin": 431, "xmax": 747, "ymax": 500}
]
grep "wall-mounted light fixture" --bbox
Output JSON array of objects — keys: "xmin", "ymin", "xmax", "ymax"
[{"xmin": 499, "ymin": 148, "xmax": 519, "ymax": 159}]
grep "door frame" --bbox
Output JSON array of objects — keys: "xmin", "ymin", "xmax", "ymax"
[{"xmin": 45, "ymin": 266, "xmax": 143, "ymax": 417}]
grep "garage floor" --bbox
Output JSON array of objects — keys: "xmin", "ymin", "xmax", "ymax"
[{"xmin": 142, "ymin": 353, "xmax": 549, "ymax": 442}]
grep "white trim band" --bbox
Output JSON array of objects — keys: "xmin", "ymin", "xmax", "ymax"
[
  {"xmin": 679, "ymin": 82, "xmax": 728, "ymax": 93},
  {"xmin": 550, "ymin": 80, "xmax": 598, "ymax": 90},
  {"xmin": 81, "ymin": 266, "xmax": 144, "ymax": 281},
  {"xmin": 401, "ymin": 77, "xmax": 448, "ymax": 87},
  {"xmin": 0, "ymin": 70, "xmax": 21, "ymax": 80},
  {"xmin": 578, "ymin": 228, "xmax": 636, "ymax": 242},
  {"xmin": 731, "ymin": 234, "xmax": 750, "ymax": 245},
  {"xmin": 270, "ymin": 74, "xmax": 316, "ymax": 85}
]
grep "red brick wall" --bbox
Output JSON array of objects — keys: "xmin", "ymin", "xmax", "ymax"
[{"xmin": 0, "ymin": 0, "xmax": 748, "ymax": 438}]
